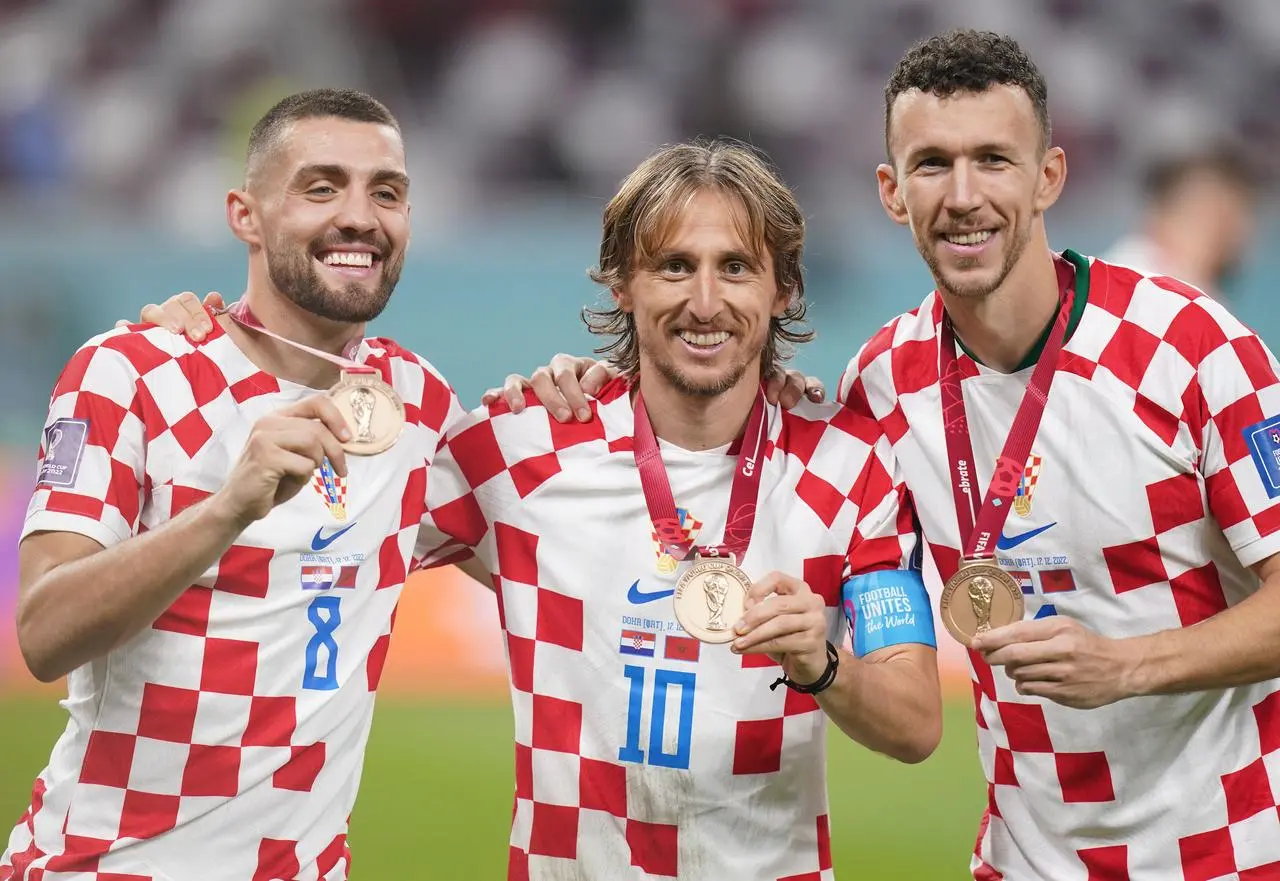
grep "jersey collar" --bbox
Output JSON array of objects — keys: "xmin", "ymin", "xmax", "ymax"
[{"xmin": 954, "ymin": 248, "xmax": 1091, "ymax": 372}]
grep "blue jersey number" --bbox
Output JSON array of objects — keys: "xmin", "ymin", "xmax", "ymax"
[
  {"xmin": 618, "ymin": 665, "xmax": 696, "ymax": 769},
  {"xmin": 303, "ymin": 595, "xmax": 343, "ymax": 690}
]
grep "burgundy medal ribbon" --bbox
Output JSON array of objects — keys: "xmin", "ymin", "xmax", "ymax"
[
  {"xmin": 632, "ymin": 386, "xmax": 768, "ymax": 564},
  {"xmin": 939, "ymin": 257, "xmax": 1075, "ymax": 562}
]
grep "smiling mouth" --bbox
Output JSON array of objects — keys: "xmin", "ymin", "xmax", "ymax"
[
  {"xmin": 677, "ymin": 330, "xmax": 730, "ymax": 347},
  {"xmin": 319, "ymin": 250, "xmax": 379, "ymax": 269},
  {"xmin": 942, "ymin": 230, "xmax": 993, "ymax": 246}
]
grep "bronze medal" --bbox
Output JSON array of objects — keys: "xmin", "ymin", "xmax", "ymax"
[
  {"xmin": 674, "ymin": 557, "xmax": 751, "ymax": 644},
  {"xmin": 940, "ymin": 559, "xmax": 1025, "ymax": 647},
  {"xmin": 328, "ymin": 371, "xmax": 405, "ymax": 456}
]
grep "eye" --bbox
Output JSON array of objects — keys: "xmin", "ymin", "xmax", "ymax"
[
  {"xmin": 661, "ymin": 259, "xmax": 689, "ymax": 274},
  {"xmin": 983, "ymin": 153, "xmax": 1009, "ymax": 165},
  {"xmin": 724, "ymin": 260, "xmax": 749, "ymax": 276},
  {"xmin": 307, "ymin": 185, "xmax": 337, "ymax": 196},
  {"xmin": 916, "ymin": 157, "xmax": 946, "ymax": 170},
  {"xmin": 373, "ymin": 189, "xmax": 400, "ymax": 203}
]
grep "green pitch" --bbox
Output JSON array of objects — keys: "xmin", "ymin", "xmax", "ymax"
[{"xmin": 1, "ymin": 696, "xmax": 983, "ymax": 879}]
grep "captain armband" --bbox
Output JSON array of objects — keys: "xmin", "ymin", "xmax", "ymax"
[{"xmin": 842, "ymin": 569, "xmax": 936, "ymax": 657}]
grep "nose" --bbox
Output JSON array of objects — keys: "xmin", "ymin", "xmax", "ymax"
[
  {"xmin": 943, "ymin": 161, "xmax": 983, "ymax": 215},
  {"xmin": 687, "ymin": 267, "xmax": 723, "ymax": 324},
  {"xmin": 333, "ymin": 190, "xmax": 379, "ymax": 235}
]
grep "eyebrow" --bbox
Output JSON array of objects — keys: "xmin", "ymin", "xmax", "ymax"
[
  {"xmin": 906, "ymin": 142, "xmax": 1019, "ymax": 164},
  {"xmin": 292, "ymin": 164, "xmax": 410, "ymax": 189}
]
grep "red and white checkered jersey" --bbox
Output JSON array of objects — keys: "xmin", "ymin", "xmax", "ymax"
[
  {"xmin": 1, "ymin": 318, "xmax": 462, "ymax": 881},
  {"xmin": 839, "ymin": 252, "xmax": 1280, "ymax": 881},
  {"xmin": 416, "ymin": 377, "xmax": 916, "ymax": 881}
]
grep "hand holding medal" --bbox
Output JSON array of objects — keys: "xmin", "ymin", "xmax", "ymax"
[{"xmin": 224, "ymin": 301, "xmax": 405, "ymax": 455}]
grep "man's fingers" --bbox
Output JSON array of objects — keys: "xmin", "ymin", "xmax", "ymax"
[
  {"xmin": 275, "ymin": 395, "xmax": 354, "ymax": 444},
  {"xmin": 579, "ymin": 361, "xmax": 616, "ymax": 397},
  {"xmin": 202, "ymin": 291, "xmax": 226, "ymax": 311},
  {"xmin": 971, "ymin": 618, "xmax": 1063, "ymax": 654},
  {"xmin": 552, "ymin": 361, "xmax": 593, "ymax": 422},
  {"xmin": 177, "ymin": 292, "xmax": 213, "ymax": 341},
  {"xmin": 138, "ymin": 302, "xmax": 167, "ymax": 328},
  {"xmin": 804, "ymin": 376, "xmax": 825, "ymax": 402},
  {"xmin": 775, "ymin": 370, "xmax": 810, "ymax": 409},
  {"xmin": 1007, "ymin": 663, "xmax": 1065, "ymax": 684},
  {"xmin": 529, "ymin": 368, "xmax": 570, "ymax": 422},
  {"xmin": 502, "ymin": 374, "xmax": 531, "ymax": 414},
  {"xmin": 762, "ymin": 368, "xmax": 786, "ymax": 405}
]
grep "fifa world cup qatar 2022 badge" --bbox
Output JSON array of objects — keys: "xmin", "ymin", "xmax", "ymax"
[
  {"xmin": 940, "ymin": 560, "xmax": 1025, "ymax": 647},
  {"xmin": 673, "ymin": 556, "xmax": 751, "ymax": 644},
  {"xmin": 327, "ymin": 368, "xmax": 405, "ymax": 456}
]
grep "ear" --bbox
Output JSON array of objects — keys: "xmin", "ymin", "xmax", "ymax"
[
  {"xmin": 772, "ymin": 285, "xmax": 793, "ymax": 318},
  {"xmin": 613, "ymin": 285, "xmax": 634, "ymax": 314},
  {"xmin": 877, "ymin": 163, "xmax": 909, "ymax": 226},
  {"xmin": 1034, "ymin": 146, "xmax": 1067, "ymax": 214},
  {"xmin": 226, "ymin": 189, "xmax": 262, "ymax": 247}
]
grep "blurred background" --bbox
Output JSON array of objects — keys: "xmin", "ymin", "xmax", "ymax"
[{"xmin": 1, "ymin": 0, "xmax": 1278, "ymax": 877}]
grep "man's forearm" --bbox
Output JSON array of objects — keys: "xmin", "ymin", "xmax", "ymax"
[
  {"xmin": 1129, "ymin": 574, "xmax": 1280, "ymax": 697},
  {"xmin": 17, "ymin": 495, "xmax": 249, "ymax": 681},
  {"xmin": 816, "ymin": 646, "xmax": 942, "ymax": 764}
]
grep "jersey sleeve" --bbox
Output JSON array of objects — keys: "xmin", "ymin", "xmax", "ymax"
[
  {"xmin": 1188, "ymin": 297, "xmax": 1280, "ymax": 568},
  {"xmin": 23, "ymin": 333, "xmax": 148, "ymax": 549},
  {"xmin": 843, "ymin": 436, "xmax": 919, "ymax": 578},
  {"xmin": 413, "ymin": 403, "xmax": 523, "ymax": 573}
]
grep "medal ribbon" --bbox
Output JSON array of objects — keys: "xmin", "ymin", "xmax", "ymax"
[
  {"xmin": 941, "ymin": 257, "xmax": 1075, "ymax": 560},
  {"xmin": 633, "ymin": 386, "xmax": 768, "ymax": 563},
  {"xmin": 224, "ymin": 300, "xmax": 375, "ymax": 375}
]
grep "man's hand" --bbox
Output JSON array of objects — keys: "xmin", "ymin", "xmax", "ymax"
[
  {"xmin": 479, "ymin": 357, "xmax": 826, "ymax": 422},
  {"xmin": 972, "ymin": 616, "xmax": 1143, "ymax": 709},
  {"xmin": 731, "ymin": 571, "xmax": 829, "ymax": 685},
  {"xmin": 763, "ymin": 367, "xmax": 825, "ymax": 408},
  {"xmin": 212, "ymin": 395, "xmax": 352, "ymax": 528},
  {"xmin": 116, "ymin": 291, "xmax": 225, "ymax": 341},
  {"xmin": 480, "ymin": 354, "xmax": 618, "ymax": 422}
]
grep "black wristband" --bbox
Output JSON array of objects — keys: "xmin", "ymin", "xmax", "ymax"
[{"xmin": 769, "ymin": 641, "xmax": 839, "ymax": 695}]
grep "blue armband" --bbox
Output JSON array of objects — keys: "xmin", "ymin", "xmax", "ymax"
[{"xmin": 842, "ymin": 569, "xmax": 936, "ymax": 657}]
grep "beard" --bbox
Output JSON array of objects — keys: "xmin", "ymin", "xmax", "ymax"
[
  {"xmin": 266, "ymin": 232, "xmax": 404, "ymax": 323},
  {"xmin": 917, "ymin": 217, "xmax": 1032, "ymax": 300},
  {"xmin": 641, "ymin": 326, "xmax": 767, "ymax": 398}
]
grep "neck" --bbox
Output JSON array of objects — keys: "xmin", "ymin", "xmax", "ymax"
[
  {"xmin": 939, "ymin": 244, "xmax": 1060, "ymax": 373},
  {"xmin": 636, "ymin": 367, "xmax": 762, "ymax": 452},
  {"xmin": 225, "ymin": 274, "xmax": 365, "ymax": 389}
]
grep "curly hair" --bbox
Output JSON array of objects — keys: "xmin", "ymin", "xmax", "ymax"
[
  {"xmin": 583, "ymin": 138, "xmax": 812, "ymax": 376},
  {"xmin": 884, "ymin": 30, "xmax": 1051, "ymax": 158}
]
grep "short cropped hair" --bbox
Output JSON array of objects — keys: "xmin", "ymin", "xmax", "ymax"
[
  {"xmin": 884, "ymin": 29, "xmax": 1051, "ymax": 157},
  {"xmin": 583, "ymin": 138, "xmax": 812, "ymax": 376},
  {"xmin": 245, "ymin": 88, "xmax": 400, "ymax": 184}
]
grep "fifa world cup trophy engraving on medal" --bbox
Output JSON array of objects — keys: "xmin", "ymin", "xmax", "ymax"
[
  {"xmin": 674, "ymin": 557, "xmax": 751, "ymax": 644},
  {"xmin": 940, "ymin": 560, "xmax": 1025, "ymax": 647},
  {"xmin": 328, "ymin": 371, "xmax": 406, "ymax": 456}
]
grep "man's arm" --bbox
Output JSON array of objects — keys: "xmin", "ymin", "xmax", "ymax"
[
  {"xmin": 976, "ymin": 551, "xmax": 1280, "ymax": 707},
  {"xmin": 18, "ymin": 395, "xmax": 352, "ymax": 682},
  {"xmin": 730, "ymin": 571, "xmax": 940, "ymax": 764}
]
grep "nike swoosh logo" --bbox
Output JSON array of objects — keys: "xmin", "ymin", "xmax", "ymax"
[
  {"xmin": 311, "ymin": 522, "xmax": 357, "ymax": 551},
  {"xmin": 996, "ymin": 522, "xmax": 1057, "ymax": 550},
  {"xmin": 627, "ymin": 580, "xmax": 675, "ymax": 604}
]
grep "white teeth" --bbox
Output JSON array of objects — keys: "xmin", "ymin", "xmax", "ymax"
[
  {"xmin": 945, "ymin": 231, "xmax": 992, "ymax": 245},
  {"xmin": 322, "ymin": 251, "xmax": 374, "ymax": 267},
  {"xmin": 678, "ymin": 331, "xmax": 730, "ymax": 346}
]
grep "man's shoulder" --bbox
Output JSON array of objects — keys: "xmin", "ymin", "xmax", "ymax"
[
  {"xmin": 1083, "ymin": 257, "xmax": 1259, "ymax": 367},
  {"xmin": 440, "ymin": 375, "xmax": 630, "ymax": 475},
  {"xmin": 838, "ymin": 293, "xmax": 941, "ymax": 404},
  {"xmin": 52, "ymin": 322, "xmax": 209, "ymax": 398},
  {"xmin": 364, "ymin": 336, "xmax": 459, "ymax": 432}
]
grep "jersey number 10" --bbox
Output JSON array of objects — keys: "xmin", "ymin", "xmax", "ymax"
[{"xmin": 618, "ymin": 665, "xmax": 696, "ymax": 770}]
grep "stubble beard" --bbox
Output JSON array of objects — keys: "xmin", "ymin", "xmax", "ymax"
[
  {"xmin": 918, "ymin": 217, "xmax": 1032, "ymax": 301},
  {"xmin": 266, "ymin": 235, "xmax": 404, "ymax": 323}
]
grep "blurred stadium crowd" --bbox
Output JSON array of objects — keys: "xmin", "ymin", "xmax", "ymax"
[{"xmin": 2, "ymin": 0, "xmax": 1279, "ymax": 243}]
